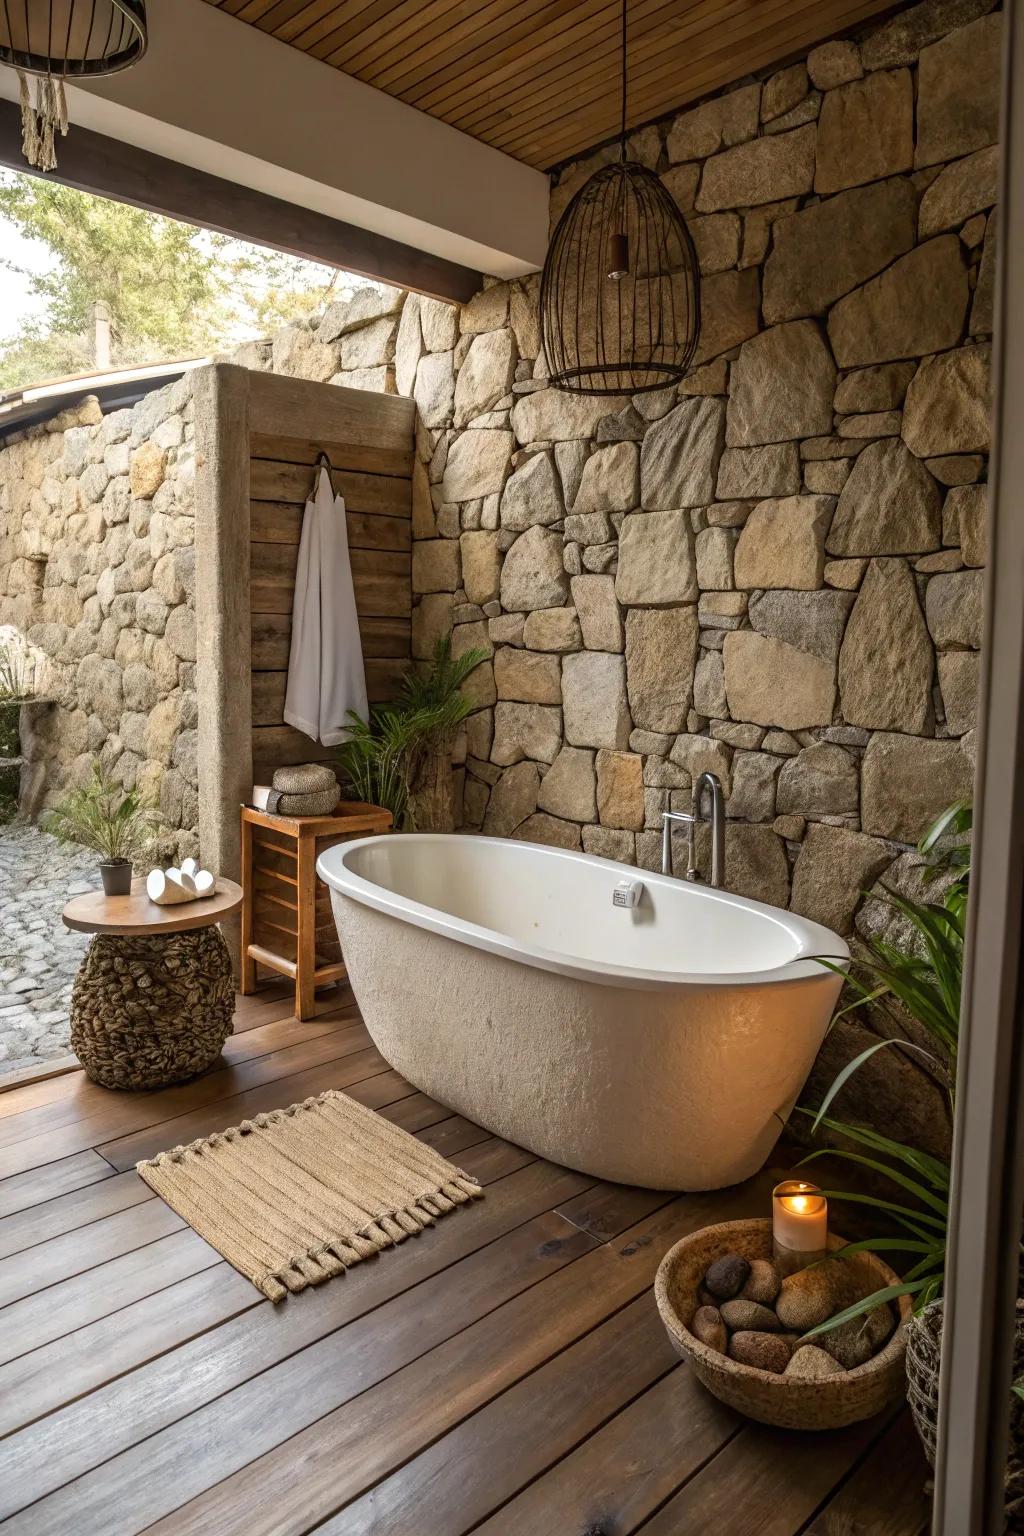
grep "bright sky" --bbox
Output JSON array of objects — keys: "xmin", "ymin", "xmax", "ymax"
[{"xmin": 0, "ymin": 216, "xmax": 52, "ymax": 342}]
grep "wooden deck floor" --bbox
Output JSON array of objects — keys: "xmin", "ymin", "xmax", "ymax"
[{"xmin": 0, "ymin": 989, "xmax": 931, "ymax": 1535}]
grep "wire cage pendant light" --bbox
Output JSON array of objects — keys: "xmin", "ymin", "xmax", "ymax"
[
  {"xmin": 0, "ymin": 1, "xmax": 148, "ymax": 170},
  {"xmin": 540, "ymin": 0, "xmax": 701, "ymax": 394}
]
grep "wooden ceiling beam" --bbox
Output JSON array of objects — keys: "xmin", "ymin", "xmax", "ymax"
[{"xmin": 0, "ymin": 99, "xmax": 482, "ymax": 302}]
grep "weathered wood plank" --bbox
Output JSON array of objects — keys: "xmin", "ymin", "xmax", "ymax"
[
  {"xmin": 249, "ymin": 431, "xmax": 413, "ymax": 478},
  {"xmin": 251, "ymin": 657, "xmax": 410, "ymax": 724},
  {"xmin": 0, "ymin": 1150, "xmax": 114, "ymax": 1219},
  {"xmin": 0, "ymin": 1198, "xmax": 185, "ymax": 1310},
  {"xmin": 248, "ymin": 462, "xmax": 411, "ymax": 515},
  {"xmin": 804, "ymin": 1412, "xmax": 931, "ymax": 1534},
  {"xmin": 6, "ymin": 1193, "xmax": 595, "ymax": 1531},
  {"xmin": 250, "ymin": 500, "xmax": 411, "ymax": 549},
  {"xmin": 0, "ymin": 1168, "xmax": 155, "ymax": 1263},
  {"xmin": 251, "ymin": 611, "xmax": 410, "ymax": 669},
  {"xmin": 246, "ymin": 372, "xmax": 416, "ymax": 448},
  {"xmin": 249, "ymin": 541, "xmax": 410, "ymax": 618}
]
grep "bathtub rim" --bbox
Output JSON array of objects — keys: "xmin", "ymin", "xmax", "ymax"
[{"xmin": 317, "ymin": 832, "xmax": 850, "ymax": 994}]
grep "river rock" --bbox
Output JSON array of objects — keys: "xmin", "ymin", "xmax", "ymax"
[
  {"xmin": 734, "ymin": 496, "xmax": 832, "ymax": 590},
  {"xmin": 915, "ymin": 12, "xmax": 1002, "ymax": 168},
  {"xmin": 776, "ymin": 1266, "xmax": 851, "ymax": 1331},
  {"xmin": 720, "ymin": 1299, "xmax": 781, "ymax": 1332},
  {"xmin": 763, "ymin": 178, "xmax": 917, "ymax": 322},
  {"xmin": 828, "ymin": 237, "xmax": 969, "ymax": 367},
  {"xmin": 727, "ymin": 322, "xmax": 835, "ymax": 446},
  {"xmin": 640, "ymin": 397, "xmax": 725, "ymax": 509},
  {"xmin": 815, "ymin": 69, "xmax": 914, "ymax": 194},
  {"xmin": 704, "ymin": 1252, "xmax": 751, "ymax": 1300},
  {"xmin": 902, "ymin": 344, "xmax": 991, "ymax": 457},
  {"xmin": 739, "ymin": 1258, "xmax": 782, "ymax": 1307},
  {"xmin": 818, "ymin": 1305, "xmax": 895, "ymax": 1369},
  {"xmin": 785, "ymin": 1345, "xmax": 845, "ymax": 1381},
  {"xmin": 838, "ymin": 558, "xmax": 935, "ymax": 732},
  {"xmin": 499, "ymin": 526, "xmax": 568, "ymax": 612},
  {"xmin": 728, "ymin": 1331, "xmax": 792, "ymax": 1374},
  {"xmin": 692, "ymin": 1304, "xmax": 728, "ymax": 1354},
  {"xmin": 828, "ymin": 439, "xmax": 941, "ymax": 556}
]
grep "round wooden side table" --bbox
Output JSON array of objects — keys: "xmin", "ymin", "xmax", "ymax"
[{"xmin": 62, "ymin": 878, "xmax": 243, "ymax": 1091}]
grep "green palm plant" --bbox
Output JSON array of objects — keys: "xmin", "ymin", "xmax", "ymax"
[
  {"xmin": 45, "ymin": 761, "xmax": 161, "ymax": 865},
  {"xmin": 336, "ymin": 636, "xmax": 489, "ymax": 831},
  {"xmin": 797, "ymin": 800, "xmax": 971, "ymax": 1339}
]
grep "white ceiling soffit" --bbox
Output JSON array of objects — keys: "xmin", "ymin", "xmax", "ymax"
[{"xmin": 0, "ymin": 0, "xmax": 549, "ymax": 279}]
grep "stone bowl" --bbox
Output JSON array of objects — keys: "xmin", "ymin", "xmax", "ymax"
[{"xmin": 654, "ymin": 1217, "xmax": 911, "ymax": 1431}]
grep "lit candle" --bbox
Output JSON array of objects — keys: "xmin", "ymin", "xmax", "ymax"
[{"xmin": 772, "ymin": 1180, "xmax": 828, "ymax": 1272}]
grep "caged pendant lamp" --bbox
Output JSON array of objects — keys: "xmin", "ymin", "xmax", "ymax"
[
  {"xmin": 0, "ymin": 1, "xmax": 148, "ymax": 171},
  {"xmin": 540, "ymin": 0, "xmax": 701, "ymax": 394}
]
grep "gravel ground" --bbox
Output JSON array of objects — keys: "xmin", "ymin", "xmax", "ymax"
[{"xmin": 0, "ymin": 824, "xmax": 99, "ymax": 1075}]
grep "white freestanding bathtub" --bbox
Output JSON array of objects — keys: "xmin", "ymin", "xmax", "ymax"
[{"xmin": 317, "ymin": 834, "xmax": 848, "ymax": 1191}]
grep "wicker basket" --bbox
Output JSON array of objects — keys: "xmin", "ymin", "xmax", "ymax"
[
  {"xmin": 655, "ymin": 1217, "xmax": 911, "ymax": 1430},
  {"xmin": 70, "ymin": 927, "xmax": 234, "ymax": 1091}
]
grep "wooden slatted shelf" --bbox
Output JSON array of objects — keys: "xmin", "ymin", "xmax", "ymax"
[{"xmin": 240, "ymin": 801, "xmax": 392, "ymax": 1019}]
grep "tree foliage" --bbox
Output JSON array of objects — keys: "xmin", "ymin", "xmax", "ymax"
[{"xmin": 0, "ymin": 171, "xmax": 343, "ymax": 388}]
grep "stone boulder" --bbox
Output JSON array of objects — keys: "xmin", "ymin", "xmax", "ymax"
[
  {"xmin": 861, "ymin": 732, "xmax": 973, "ymax": 841},
  {"xmin": 640, "ymin": 397, "xmax": 725, "ymax": 509},
  {"xmin": 596, "ymin": 750, "xmax": 645, "ymax": 831},
  {"xmin": 734, "ymin": 496, "xmax": 832, "ymax": 590},
  {"xmin": 616, "ymin": 511, "xmax": 698, "ymax": 604},
  {"xmin": 412, "ymin": 539, "xmax": 461, "ymax": 594},
  {"xmin": 494, "ymin": 647, "xmax": 561, "ymax": 705},
  {"xmin": 763, "ymin": 179, "xmax": 917, "ymax": 323},
  {"xmin": 726, "ymin": 322, "xmax": 835, "ymax": 446},
  {"xmin": 814, "ymin": 69, "xmax": 914, "ymax": 193},
  {"xmin": 724, "ymin": 632, "xmax": 836, "ymax": 729},
  {"xmin": 511, "ymin": 389, "xmax": 627, "ymax": 444},
  {"xmin": 625, "ymin": 607, "xmax": 698, "ymax": 732},
  {"xmin": 838, "ymin": 558, "xmax": 935, "ymax": 733},
  {"xmin": 915, "ymin": 12, "xmax": 1002, "ymax": 167},
  {"xmin": 522, "ymin": 608, "xmax": 582, "ymax": 652},
  {"xmin": 834, "ymin": 362, "xmax": 916, "ymax": 414},
  {"xmin": 482, "ymin": 761, "xmax": 540, "ymax": 836},
  {"xmin": 413, "ymin": 351, "xmax": 456, "ymax": 428},
  {"xmin": 499, "ymin": 526, "xmax": 568, "ymax": 612},
  {"xmin": 453, "ymin": 330, "xmax": 516, "ymax": 426},
  {"xmin": 696, "ymin": 125, "xmax": 816, "ymax": 212},
  {"xmin": 790, "ymin": 825, "xmax": 894, "ymax": 935},
  {"xmin": 861, "ymin": 0, "xmax": 998, "ymax": 70},
  {"xmin": 827, "ymin": 237, "xmax": 969, "ymax": 367},
  {"xmin": 537, "ymin": 746, "xmax": 598, "ymax": 822},
  {"xmin": 948, "ymin": 483, "xmax": 988, "ymax": 566},
  {"xmin": 693, "ymin": 268, "xmax": 763, "ymax": 365},
  {"xmin": 573, "ymin": 442, "xmax": 639, "ymax": 514},
  {"xmin": 442, "ymin": 429, "xmax": 513, "ymax": 502},
  {"xmin": 925, "ymin": 569, "xmax": 985, "ymax": 649},
  {"xmin": 902, "ymin": 345, "xmax": 991, "ymax": 457},
  {"xmin": 777, "ymin": 742, "xmax": 858, "ymax": 816},
  {"xmin": 460, "ymin": 531, "xmax": 502, "ymax": 606},
  {"xmin": 571, "ymin": 574, "xmax": 624, "ymax": 652},
  {"xmin": 938, "ymin": 650, "xmax": 980, "ymax": 733},
  {"xmin": 693, "ymin": 822, "xmax": 790, "ymax": 907},
  {"xmin": 500, "ymin": 452, "xmax": 563, "ymax": 531},
  {"xmin": 827, "ymin": 439, "xmax": 941, "ymax": 555},
  {"xmin": 666, "ymin": 83, "xmax": 761, "ymax": 161},
  {"xmin": 510, "ymin": 814, "xmax": 582, "ymax": 850},
  {"xmin": 490, "ymin": 702, "xmax": 562, "ymax": 766},
  {"xmin": 562, "ymin": 651, "xmax": 631, "ymax": 750},
  {"xmin": 748, "ymin": 589, "xmax": 854, "ymax": 662},
  {"xmin": 716, "ymin": 443, "xmax": 800, "ymax": 500},
  {"xmin": 919, "ymin": 145, "xmax": 999, "ymax": 236}
]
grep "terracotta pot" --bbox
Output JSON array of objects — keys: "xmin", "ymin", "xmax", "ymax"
[
  {"xmin": 100, "ymin": 860, "xmax": 133, "ymax": 896},
  {"xmin": 655, "ymin": 1217, "xmax": 911, "ymax": 1431}
]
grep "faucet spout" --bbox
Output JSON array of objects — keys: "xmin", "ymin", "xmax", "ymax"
[{"xmin": 693, "ymin": 771, "xmax": 726, "ymax": 888}]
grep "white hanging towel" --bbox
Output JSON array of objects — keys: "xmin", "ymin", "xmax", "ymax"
[{"xmin": 283, "ymin": 463, "xmax": 368, "ymax": 745}]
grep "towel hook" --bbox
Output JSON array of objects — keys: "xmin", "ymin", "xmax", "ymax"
[{"xmin": 315, "ymin": 450, "xmax": 335, "ymax": 494}]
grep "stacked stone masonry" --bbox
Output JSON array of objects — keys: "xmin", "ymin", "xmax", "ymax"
[{"xmin": 406, "ymin": 0, "xmax": 995, "ymax": 972}]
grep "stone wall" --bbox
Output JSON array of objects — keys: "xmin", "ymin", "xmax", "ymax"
[
  {"xmin": 405, "ymin": 0, "xmax": 995, "ymax": 974},
  {"xmin": 0, "ymin": 379, "xmax": 200, "ymax": 859}
]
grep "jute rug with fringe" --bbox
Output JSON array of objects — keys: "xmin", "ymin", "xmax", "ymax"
[{"xmin": 137, "ymin": 1089, "xmax": 483, "ymax": 1301}]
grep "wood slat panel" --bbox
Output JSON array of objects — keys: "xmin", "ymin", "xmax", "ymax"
[
  {"xmin": 249, "ymin": 460, "xmax": 412, "ymax": 514},
  {"xmin": 250, "ymin": 501, "xmax": 411, "ymax": 549},
  {"xmin": 204, "ymin": 0, "xmax": 903, "ymax": 169},
  {"xmin": 248, "ymin": 540, "xmax": 410, "ymax": 617},
  {"xmin": 251, "ymin": 657, "xmax": 410, "ymax": 724},
  {"xmin": 251, "ymin": 612, "xmax": 410, "ymax": 668},
  {"xmin": 249, "ymin": 431, "xmax": 413, "ymax": 478}
]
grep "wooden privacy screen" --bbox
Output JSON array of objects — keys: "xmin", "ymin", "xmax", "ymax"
[
  {"xmin": 248, "ymin": 427, "xmax": 413, "ymax": 777},
  {"xmin": 193, "ymin": 364, "xmax": 415, "ymax": 892}
]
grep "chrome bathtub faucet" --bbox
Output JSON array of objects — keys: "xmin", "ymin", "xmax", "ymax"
[{"xmin": 660, "ymin": 771, "xmax": 725, "ymax": 887}]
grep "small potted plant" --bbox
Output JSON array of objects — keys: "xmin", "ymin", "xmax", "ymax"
[{"xmin": 45, "ymin": 761, "xmax": 161, "ymax": 895}]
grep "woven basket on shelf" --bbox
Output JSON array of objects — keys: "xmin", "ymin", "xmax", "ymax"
[
  {"xmin": 905, "ymin": 1298, "xmax": 944, "ymax": 1465},
  {"xmin": 70, "ymin": 926, "xmax": 234, "ymax": 1090},
  {"xmin": 655, "ymin": 1217, "xmax": 912, "ymax": 1431}
]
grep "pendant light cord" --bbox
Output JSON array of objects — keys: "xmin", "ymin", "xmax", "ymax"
[{"xmin": 620, "ymin": 0, "xmax": 627, "ymax": 161}]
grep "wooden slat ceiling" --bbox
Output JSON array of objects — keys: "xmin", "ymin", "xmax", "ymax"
[{"xmin": 203, "ymin": 0, "xmax": 903, "ymax": 170}]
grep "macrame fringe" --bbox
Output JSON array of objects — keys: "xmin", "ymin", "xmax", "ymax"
[{"xmin": 17, "ymin": 71, "xmax": 69, "ymax": 172}]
